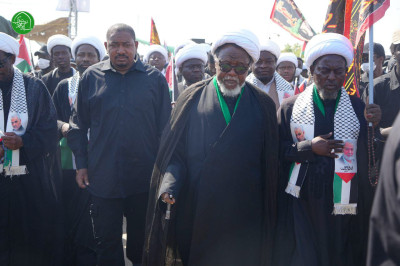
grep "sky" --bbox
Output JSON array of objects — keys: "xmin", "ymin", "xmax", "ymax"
[{"xmin": 1, "ymin": 0, "xmax": 400, "ymax": 57}]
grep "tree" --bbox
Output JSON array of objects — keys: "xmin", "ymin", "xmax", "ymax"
[{"xmin": 282, "ymin": 43, "xmax": 302, "ymax": 58}]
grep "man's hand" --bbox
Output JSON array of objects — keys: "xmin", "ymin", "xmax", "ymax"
[
  {"xmin": 76, "ymin": 168, "xmax": 89, "ymax": 189},
  {"xmin": 161, "ymin": 192, "xmax": 176, "ymax": 205},
  {"xmin": 3, "ymin": 132, "xmax": 23, "ymax": 150},
  {"xmin": 311, "ymin": 132, "xmax": 344, "ymax": 158},
  {"xmin": 365, "ymin": 104, "xmax": 381, "ymax": 128},
  {"xmin": 61, "ymin": 123, "xmax": 70, "ymax": 138}
]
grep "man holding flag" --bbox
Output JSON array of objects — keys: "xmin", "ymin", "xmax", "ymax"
[{"xmin": 276, "ymin": 33, "xmax": 381, "ymax": 266}]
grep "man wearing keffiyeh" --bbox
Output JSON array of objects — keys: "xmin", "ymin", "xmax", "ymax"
[
  {"xmin": 52, "ymin": 35, "xmax": 106, "ymax": 266},
  {"xmin": 275, "ymin": 33, "xmax": 382, "ymax": 266},
  {"xmin": 0, "ymin": 32, "xmax": 58, "ymax": 266}
]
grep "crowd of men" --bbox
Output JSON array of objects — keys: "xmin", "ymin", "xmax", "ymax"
[{"xmin": 0, "ymin": 23, "xmax": 399, "ymax": 266}]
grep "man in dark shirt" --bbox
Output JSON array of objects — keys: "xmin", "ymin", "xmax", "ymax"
[
  {"xmin": 369, "ymin": 30, "xmax": 400, "ymax": 138},
  {"xmin": 68, "ymin": 24, "xmax": 171, "ymax": 266},
  {"xmin": 41, "ymin": 34, "xmax": 75, "ymax": 95},
  {"xmin": 359, "ymin": 43, "xmax": 386, "ymax": 96}
]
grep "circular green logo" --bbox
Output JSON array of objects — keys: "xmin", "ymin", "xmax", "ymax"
[{"xmin": 11, "ymin": 11, "xmax": 35, "ymax": 34}]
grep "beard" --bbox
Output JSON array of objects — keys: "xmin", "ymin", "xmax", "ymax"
[
  {"xmin": 217, "ymin": 76, "xmax": 244, "ymax": 97},
  {"xmin": 317, "ymin": 87, "xmax": 339, "ymax": 100}
]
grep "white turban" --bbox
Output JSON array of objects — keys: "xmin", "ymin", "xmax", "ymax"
[
  {"xmin": 175, "ymin": 44, "xmax": 208, "ymax": 69},
  {"xmin": 211, "ymin": 29, "xmax": 260, "ymax": 63},
  {"xmin": 0, "ymin": 32, "xmax": 19, "ymax": 56},
  {"xmin": 259, "ymin": 39, "xmax": 281, "ymax": 60},
  {"xmin": 305, "ymin": 33, "xmax": 354, "ymax": 68},
  {"xmin": 71, "ymin": 36, "xmax": 106, "ymax": 60},
  {"xmin": 144, "ymin": 45, "xmax": 168, "ymax": 63},
  {"xmin": 174, "ymin": 40, "xmax": 196, "ymax": 55},
  {"xmin": 47, "ymin": 34, "xmax": 72, "ymax": 54},
  {"xmin": 277, "ymin": 52, "xmax": 298, "ymax": 68}
]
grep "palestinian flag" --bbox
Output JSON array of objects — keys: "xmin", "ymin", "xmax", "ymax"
[{"xmin": 15, "ymin": 35, "xmax": 32, "ymax": 73}]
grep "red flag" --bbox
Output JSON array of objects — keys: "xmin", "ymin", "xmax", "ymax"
[
  {"xmin": 150, "ymin": 18, "xmax": 161, "ymax": 45},
  {"xmin": 355, "ymin": 0, "xmax": 390, "ymax": 47},
  {"xmin": 15, "ymin": 35, "xmax": 32, "ymax": 73},
  {"xmin": 270, "ymin": 0, "xmax": 316, "ymax": 41}
]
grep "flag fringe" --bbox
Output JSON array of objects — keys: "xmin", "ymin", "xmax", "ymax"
[
  {"xmin": 285, "ymin": 183, "xmax": 301, "ymax": 198},
  {"xmin": 4, "ymin": 165, "xmax": 28, "ymax": 176},
  {"xmin": 332, "ymin": 203, "xmax": 357, "ymax": 215}
]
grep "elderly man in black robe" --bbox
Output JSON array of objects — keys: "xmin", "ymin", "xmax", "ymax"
[
  {"xmin": 52, "ymin": 35, "xmax": 106, "ymax": 266},
  {"xmin": 0, "ymin": 33, "xmax": 58, "ymax": 266},
  {"xmin": 143, "ymin": 29, "xmax": 279, "ymax": 266},
  {"xmin": 276, "ymin": 33, "xmax": 382, "ymax": 266},
  {"xmin": 367, "ymin": 114, "xmax": 400, "ymax": 265}
]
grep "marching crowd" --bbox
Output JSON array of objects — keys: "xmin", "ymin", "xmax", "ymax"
[{"xmin": 0, "ymin": 22, "xmax": 400, "ymax": 266}]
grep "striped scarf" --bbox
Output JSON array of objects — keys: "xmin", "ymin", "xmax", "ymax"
[
  {"xmin": 1, "ymin": 67, "xmax": 28, "ymax": 176},
  {"xmin": 286, "ymin": 85, "xmax": 360, "ymax": 215},
  {"xmin": 60, "ymin": 71, "xmax": 79, "ymax": 170}
]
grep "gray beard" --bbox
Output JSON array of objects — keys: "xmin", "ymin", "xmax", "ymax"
[
  {"xmin": 217, "ymin": 78, "xmax": 244, "ymax": 97},
  {"xmin": 317, "ymin": 88, "xmax": 338, "ymax": 100}
]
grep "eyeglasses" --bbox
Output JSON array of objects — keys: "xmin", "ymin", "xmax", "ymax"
[
  {"xmin": 216, "ymin": 61, "xmax": 249, "ymax": 75},
  {"xmin": 0, "ymin": 55, "xmax": 11, "ymax": 68}
]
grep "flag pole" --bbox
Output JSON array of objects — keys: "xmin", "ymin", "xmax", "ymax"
[
  {"xmin": 171, "ymin": 57, "xmax": 175, "ymax": 103},
  {"xmin": 27, "ymin": 37, "xmax": 36, "ymax": 76},
  {"xmin": 368, "ymin": 25, "xmax": 374, "ymax": 126}
]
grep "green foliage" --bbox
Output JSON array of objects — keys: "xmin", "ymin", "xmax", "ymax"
[{"xmin": 282, "ymin": 43, "xmax": 302, "ymax": 58}]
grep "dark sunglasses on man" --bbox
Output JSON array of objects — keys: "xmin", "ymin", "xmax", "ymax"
[{"xmin": 217, "ymin": 61, "xmax": 249, "ymax": 75}]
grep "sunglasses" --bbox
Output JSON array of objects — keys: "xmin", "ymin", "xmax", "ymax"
[
  {"xmin": 0, "ymin": 55, "xmax": 11, "ymax": 68},
  {"xmin": 217, "ymin": 61, "xmax": 249, "ymax": 75}
]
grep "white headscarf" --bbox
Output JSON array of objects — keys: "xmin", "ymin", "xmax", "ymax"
[
  {"xmin": 305, "ymin": 33, "xmax": 354, "ymax": 68},
  {"xmin": 47, "ymin": 34, "xmax": 72, "ymax": 54},
  {"xmin": 71, "ymin": 36, "xmax": 106, "ymax": 60},
  {"xmin": 277, "ymin": 52, "xmax": 298, "ymax": 68},
  {"xmin": 175, "ymin": 44, "xmax": 208, "ymax": 69},
  {"xmin": 0, "ymin": 33, "xmax": 19, "ymax": 56},
  {"xmin": 259, "ymin": 39, "xmax": 281, "ymax": 60},
  {"xmin": 211, "ymin": 29, "xmax": 260, "ymax": 63},
  {"xmin": 174, "ymin": 40, "xmax": 196, "ymax": 55},
  {"xmin": 144, "ymin": 45, "xmax": 168, "ymax": 63}
]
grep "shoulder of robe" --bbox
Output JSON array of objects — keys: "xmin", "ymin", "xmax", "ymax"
[
  {"xmin": 373, "ymin": 72, "xmax": 391, "ymax": 87},
  {"xmin": 245, "ymin": 81, "xmax": 276, "ymax": 110},
  {"xmin": 53, "ymin": 78, "xmax": 69, "ymax": 96},
  {"xmin": 23, "ymin": 74, "xmax": 51, "ymax": 98}
]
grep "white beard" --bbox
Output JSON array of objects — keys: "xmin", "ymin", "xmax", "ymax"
[{"xmin": 217, "ymin": 77, "xmax": 244, "ymax": 97}]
